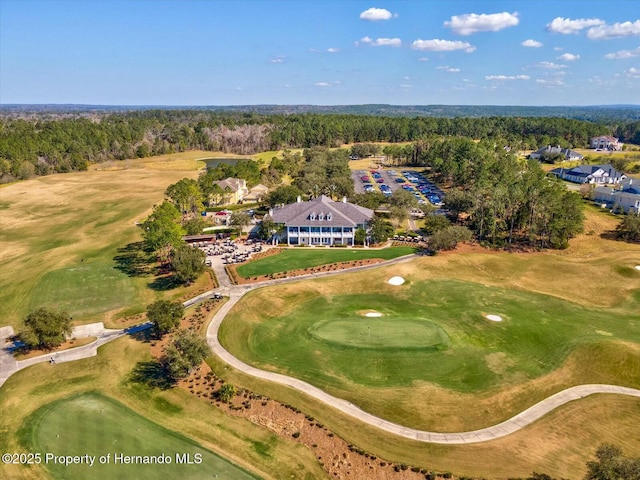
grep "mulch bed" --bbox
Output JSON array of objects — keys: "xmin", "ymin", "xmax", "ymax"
[{"xmin": 145, "ymin": 306, "xmax": 468, "ymax": 480}]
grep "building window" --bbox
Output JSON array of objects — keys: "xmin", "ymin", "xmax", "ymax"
[{"xmin": 326, "ymin": 213, "xmax": 332, "ymax": 221}]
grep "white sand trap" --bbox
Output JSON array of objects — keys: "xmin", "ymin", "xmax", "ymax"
[
  {"xmin": 485, "ymin": 314, "xmax": 503, "ymax": 322},
  {"xmin": 388, "ymin": 276, "xmax": 405, "ymax": 286},
  {"xmin": 635, "ymin": 265, "xmax": 640, "ymax": 271},
  {"xmin": 365, "ymin": 311, "xmax": 383, "ymax": 317}
]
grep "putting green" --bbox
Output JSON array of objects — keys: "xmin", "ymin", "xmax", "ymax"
[
  {"xmin": 20, "ymin": 392, "xmax": 259, "ymax": 480},
  {"xmin": 309, "ymin": 317, "xmax": 449, "ymax": 349},
  {"xmin": 221, "ymin": 279, "xmax": 640, "ymax": 393}
]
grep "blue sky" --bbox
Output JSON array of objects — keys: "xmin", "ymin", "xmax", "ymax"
[{"xmin": 1, "ymin": 0, "xmax": 639, "ymax": 105}]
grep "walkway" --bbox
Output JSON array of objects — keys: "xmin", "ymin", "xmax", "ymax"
[
  {"xmin": 0, "ymin": 322, "xmax": 151, "ymax": 388},
  {"xmin": 204, "ymin": 255, "xmax": 640, "ymax": 445},
  {"xmin": 2, "ymin": 253, "xmax": 639, "ymax": 444}
]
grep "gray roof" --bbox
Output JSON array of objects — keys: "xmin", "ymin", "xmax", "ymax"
[
  {"xmin": 551, "ymin": 164, "xmax": 626, "ymax": 179},
  {"xmin": 270, "ymin": 195, "xmax": 374, "ymax": 227}
]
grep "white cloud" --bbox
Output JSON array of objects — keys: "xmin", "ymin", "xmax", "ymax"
[
  {"xmin": 358, "ymin": 36, "xmax": 402, "ymax": 47},
  {"xmin": 400, "ymin": 84, "xmax": 413, "ymax": 88},
  {"xmin": 557, "ymin": 53, "xmax": 580, "ymax": 61},
  {"xmin": 485, "ymin": 75, "xmax": 530, "ymax": 80},
  {"xmin": 554, "ymin": 47, "xmax": 564, "ymax": 51},
  {"xmin": 605, "ymin": 46, "xmax": 640, "ymax": 59},
  {"xmin": 315, "ymin": 82, "xmax": 330, "ymax": 87},
  {"xmin": 546, "ymin": 17, "xmax": 604, "ymax": 34},
  {"xmin": 360, "ymin": 7, "xmax": 393, "ymax": 21},
  {"xmin": 411, "ymin": 39, "xmax": 476, "ymax": 53},
  {"xmin": 270, "ymin": 58, "xmax": 284, "ymax": 63},
  {"xmin": 536, "ymin": 61, "xmax": 567, "ymax": 69},
  {"xmin": 436, "ymin": 66, "xmax": 460, "ymax": 72},
  {"xmin": 625, "ymin": 67, "xmax": 640, "ymax": 78},
  {"xmin": 418, "ymin": 57, "xmax": 429, "ymax": 62},
  {"xmin": 536, "ymin": 78, "xmax": 565, "ymax": 86},
  {"xmin": 587, "ymin": 20, "xmax": 640, "ymax": 40},
  {"xmin": 327, "ymin": 48, "xmax": 340, "ymax": 53},
  {"xmin": 522, "ymin": 39, "xmax": 543, "ymax": 48},
  {"xmin": 444, "ymin": 12, "xmax": 519, "ymax": 35}
]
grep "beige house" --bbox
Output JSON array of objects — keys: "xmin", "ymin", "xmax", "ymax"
[
  {"xmin": 212, "ymin": 178, "xmax": 248, "ymax": 204},
  {"xmin": 244, "ymin": 184, "xmax": 269, "ymax": 203},
  {"xmin": 590, "ymin": 135, "xmax": 623, "ymax": 151}
]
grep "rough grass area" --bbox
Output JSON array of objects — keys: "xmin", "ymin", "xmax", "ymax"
[
  {"xmin": 0, "ymin": 153, "xmax": 209, "ymax": 328},
  {"xmin": 0, "ymin": 338, "xmax": 326, "ymax": 480},
  {"xmin": 235, "ymin": 246, "xmax": 415, "ymax": 278},
  {"xmin": 20, "ymin": 392, "xmax": 258, "ymax": 480}
]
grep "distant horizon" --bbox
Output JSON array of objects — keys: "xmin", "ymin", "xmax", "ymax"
[
  {"xmin": 2, "ymin": 102, "xmax": 639, "ymax": 108},
  {"xmin": 2, "ymin": 1, "xmax": 639, "ymax": 106}
]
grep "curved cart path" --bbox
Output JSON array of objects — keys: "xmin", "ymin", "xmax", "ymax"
[
  {"xmin": 3, "ymin": 254, "xmax": 639, "ymax": 444},
  {"xmin": 205, "ymin": 257, "xmax": 640, "ymax": 445}
]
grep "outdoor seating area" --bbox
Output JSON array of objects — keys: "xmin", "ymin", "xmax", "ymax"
[{"xmin": 196, "ymin": 238, "xmax": 264, "ymax": 266}]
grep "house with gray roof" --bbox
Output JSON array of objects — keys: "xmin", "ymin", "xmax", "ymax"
[
  {"xmin": 268, "ymin": 195, "xmax": 374, "ymax": 246},
  {"xmin": 593, "ymin": 179, "xmax": 640, "ymax": 214},
  {"xmin": 529, "ymin": 145, "xmax": 584, "ymax": 162},
  {"xmin": 550, "ymin": 164, "xmax": 627, "ymax": 185}
]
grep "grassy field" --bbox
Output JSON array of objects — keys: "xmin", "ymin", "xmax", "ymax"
[
  {"xmin": 0, "ymin": 152, "xmax": 327, "ymax": 480},
  {"xmin": 0, "ymin": 335, "xmax": 326, "ymax": 480},
  {"xmin": 221, "ymin": 273, "xmax": 640, "ymax": 396},
  {"xmin": 21, "ymin": 392, "xmax": 258, "ymax": 480},
  {"xmin": 2, "ymin": 147, "xmax": 640, "ymax": 479},
  {"xmin": 216, "ymin": 216, "xmax": 640, "ymax": 477},
  {"xmin": 0, "ymin": 152, "xmax": 213, "ymax": 328},
  {"xmin": 235, "ymin": 246, "xmax": 416, "ymax": 278}
]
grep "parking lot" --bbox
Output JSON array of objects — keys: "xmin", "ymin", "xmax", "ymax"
[{"xmin": 351, "ymin": 168, "xmax": 446, "ymax": 207}]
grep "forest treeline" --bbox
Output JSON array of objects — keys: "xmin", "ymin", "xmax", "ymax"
[{"xmin": 1, "ymin": 109, "xmax": 639, "ymax": 183}]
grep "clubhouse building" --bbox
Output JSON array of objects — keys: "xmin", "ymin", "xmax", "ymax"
[{"xmin": 268, "ymin": 195, "xmax": 374, "ymax": 246}]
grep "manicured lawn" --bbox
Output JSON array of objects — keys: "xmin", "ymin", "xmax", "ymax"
[
  {"xmin": 29, "ymin": 264, "xmax": 135, "ymax": 318},
  {"xmin": 21, "ymin": 392, "xmax": 259, "ymax": 480},
  {"xmin": 235, "ymin": 246, "xmax": 416, "ymax": 278},
  {"xmin": 222, "ymin": 279, "xmax": 640, "ymax": 393}
]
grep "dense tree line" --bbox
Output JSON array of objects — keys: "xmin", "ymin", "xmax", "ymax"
[
  {"xmin": 0, "ymin": 110, "xmax": 620, "ymax": 183},
  {"xmin": 416, "ymin": 138, "xmax": 585, "ymax": 249}
]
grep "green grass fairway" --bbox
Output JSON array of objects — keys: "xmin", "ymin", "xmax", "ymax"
[
  {"xmin": 29, "ymin": 264, "xmax": 135, "ymax": 318},
  {"xmin": 220, "ymin": 274, "xmax": 640, "ymax": 404},
  {"xmin": 236, "ymin": 246, "xmax": 415, "ymax": 278},
  {"xmin": 21, "ymin": 392, "xmax": 259, "ymax": 480}
]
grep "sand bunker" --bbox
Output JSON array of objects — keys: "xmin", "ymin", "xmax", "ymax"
[
  {"xmin": 365, "ymin": 312, "xmax": 383, "ymax": 317},
  {"xmin": 635, "ymin": 265, "xmax": 640, "ymax": 271},
  {"xmin": 485, "ymin": 314, "xmax": 503, "ymax": 322},
  {"xmin": 388, "ymin": 276, "xmax": 405, "ymax": 286}
]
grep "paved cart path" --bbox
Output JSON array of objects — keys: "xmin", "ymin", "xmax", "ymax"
[
  {"xmin": 3, "ymin": 253, "xmax": 639, "ymax": 444},
  {"xmin": 205, "ymin": 287, "xmax": 640, "ymax": 445}
]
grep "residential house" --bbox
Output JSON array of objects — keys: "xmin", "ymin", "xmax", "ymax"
[
  {"xmin": 243, "ymin": 184, "xmax": 269, "ymax": 203},
  {"xmin": 529, "ymin": 145, "xmax": 584, "ymax": 161},
  {"xmin": 592, "ymin": 179, "xmax": 640, "ymax": 214},
  {"xmin": 550, "ymin": 164, "xmax": 627, "ymax": 185},
  {"xmin": 268, "ymin": 195, "xmax": 374, "ymax": 246},
  {"xmin": 212, "ymin": 177, "xmax": 248, "ymax": 204},
  {"xmin": 590, "ymin": 135, "xmax": 623, "ymax": 151}
]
